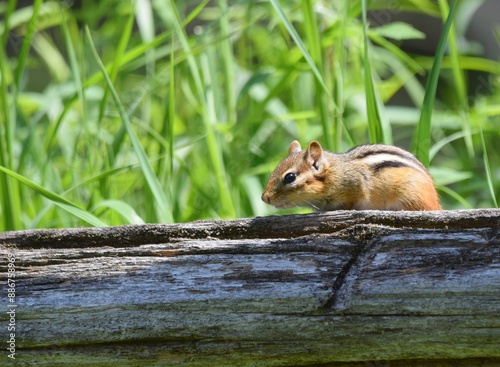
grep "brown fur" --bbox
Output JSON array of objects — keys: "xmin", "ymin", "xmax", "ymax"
[{"xmin": 261, "ymin": 141, "xmax": 442, "ymax": 211}]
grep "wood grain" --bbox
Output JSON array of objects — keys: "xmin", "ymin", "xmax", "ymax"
[{"xmin": 1, "ymin": 209, "xmax": 499, "ymax": 366}]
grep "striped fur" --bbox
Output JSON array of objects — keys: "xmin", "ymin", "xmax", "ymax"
[
  {"xmin": 345, "ymin": 144, "xmax": 429, "ymax": 175},
  {"xmin": 262, "ymin": 141, "xmax": 441, "ymax": 211}
]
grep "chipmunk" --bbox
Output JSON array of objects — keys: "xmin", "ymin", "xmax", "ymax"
[{"xmin": 261, "ymin": 140, "xmax": 441, "ymax": 211}]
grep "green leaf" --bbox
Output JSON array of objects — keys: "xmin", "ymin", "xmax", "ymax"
[
  {"xmin": 429, "ymin": 167, "xmax": 473, "ymax": 186},
  {"xmin": 373, "ymin": 22, "xmax": 426, "ymax": 41},
  {"xmin": 91, "ymin": 200, "xmax": 145, "ymax": 224}
]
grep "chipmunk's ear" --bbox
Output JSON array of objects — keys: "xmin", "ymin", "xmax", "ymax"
[
  {"xmin": 288, "ymin": 140, "xmax": 302, "ymax": 155},
  {"xmin": 306, "ymin": 141, "xmax": 324, "ymax": 170}
]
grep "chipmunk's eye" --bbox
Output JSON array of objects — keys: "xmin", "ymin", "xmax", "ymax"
[{"xmin": 283, "ymin": 172, "xmax": 296, "ymax": 185}]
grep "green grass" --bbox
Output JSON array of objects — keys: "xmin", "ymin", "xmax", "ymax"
[
  {"xmin": 412, "ymin": 0, "xmax": 458, "ymax": 167},
  {"xmin": 0, "ymin": 0, "xmax": 499, "ymax": 230}
]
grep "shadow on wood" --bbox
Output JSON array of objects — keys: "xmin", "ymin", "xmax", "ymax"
[{"xmin": 1, "ymin": 209, "xmax": 499, "ymax": 366}]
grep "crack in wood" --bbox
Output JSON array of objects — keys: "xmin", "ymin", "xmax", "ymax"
[{"xmin": 323, "ymin": 228, "xmax": 375, "ymax": 311}]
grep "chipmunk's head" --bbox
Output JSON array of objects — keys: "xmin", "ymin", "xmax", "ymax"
[{"xmin": 261, "ymin": 140, "xmax": 329, "ymax": 210}]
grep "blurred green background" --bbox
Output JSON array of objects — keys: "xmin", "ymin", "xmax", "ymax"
[{"xmin": 0, "ymin": 0, "xmax": 499, "ymax": 230}]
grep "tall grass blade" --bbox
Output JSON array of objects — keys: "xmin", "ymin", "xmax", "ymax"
[
  {"xmin": 412, "ymin": 0, "xmax": 458, "ymax": 167},
  {"xmin": 217, "ymin": 0, "xmax": 236, "ymax": 126},
  {"xmin": 0, "ymin": 165, "xmax": 108, "ymax": 227},
  {"xmin": 479, "ymin": 127, "xmax": 498, "ymax": 208},
  {"xmin": 85, "ymin": 26, "xmax": 174, "ymax": 223},
  {"xmin": 0, "ymin": 0, "xmax": 36, "ymax": 230},
  {"xmin": 166, "ymin": 35, "xmax": 176, "ymax": 208},
  {"xmin": 301, "ymin": 0, "xmax": 333, "ymax": 150},
  {"xmin": 332, "ymin": 1, "xmax": 350, "ymax": 150},
  {"xmin": 437, "ymin": 0, "xmax": 473, "ymax": 157},
  {"xmin": 97, "ymin": 11, "xmax": 135, "ymax": 140},
  {"xmin": 200, "ymin": 49, "xmax": 236, "ymax": 217},
  {"xmin": 168, "ymin": 38, "xmax": 175, "ymax": 178},
  {"xmin": 437, "ymin": 0, "xmax": 467, "ymax": 104},
  {"xmin": 361, "ymin": 0, "xmax": 388, "ymax": 144},
  {"xmin": 60, "ymin": 9, "xmax": 84, "ymax": 119},
  {"xmin": 135, "ymin": 0, "xmax": 155, "ymax": 136},
  {"xmin": 14, "ymin": 0, "xmax": 43, "ymax": 93}
]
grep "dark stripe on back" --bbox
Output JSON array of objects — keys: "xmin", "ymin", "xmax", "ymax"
[
  {"xmin": 347, "ymin": 145, "xmax": 426, "ymax": 171},
  {"xmin": 372, "ymin": 160, "xmax": 413, "ymax": 173}
]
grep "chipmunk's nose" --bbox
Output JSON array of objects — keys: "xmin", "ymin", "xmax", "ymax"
[{"xmin": 261, "ymin": 192, "xmax": 271, "ymax": 204}]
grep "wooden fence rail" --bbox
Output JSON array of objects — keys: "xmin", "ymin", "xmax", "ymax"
[{"xmin": 1, "ymin": 209, "xmax": 499, "ymax": 366}]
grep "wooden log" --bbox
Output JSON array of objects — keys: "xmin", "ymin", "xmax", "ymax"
[{"xmin": 1, "ymin": 209, "xmax": 499, "ymax": 366}]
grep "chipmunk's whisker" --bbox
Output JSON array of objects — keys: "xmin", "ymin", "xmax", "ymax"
[{"xmin": 305, "ymin": 200, "xmax": 320, "ymax": 211}]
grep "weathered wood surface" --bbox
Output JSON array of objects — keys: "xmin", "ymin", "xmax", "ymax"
[{"xmin": 1, "ymin": 209, "xmax": 500, "ymax": 366}]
